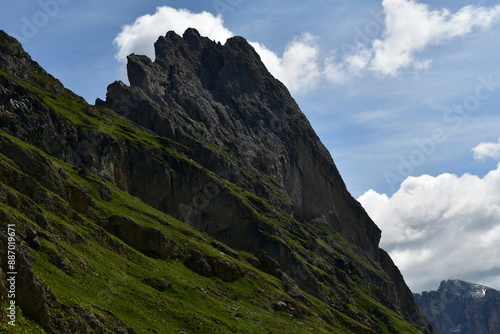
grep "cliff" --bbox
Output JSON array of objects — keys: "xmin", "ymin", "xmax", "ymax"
[
  {"xmin": 415, "ymin": 279, "xmax": 500, "ymax": 334},
  {"xmin": 0, "ymin": 28, "xmax": 433, "ymax": 333}
]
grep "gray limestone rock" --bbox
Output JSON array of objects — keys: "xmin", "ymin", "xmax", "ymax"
[{"xmin": 415, "ymin": 279, "xmax": 500, "ymax": 334}]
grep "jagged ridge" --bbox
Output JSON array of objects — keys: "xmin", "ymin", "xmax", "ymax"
[{"xmin": 415, "ymin": 280, "xmax": 500, "ymax": 334}]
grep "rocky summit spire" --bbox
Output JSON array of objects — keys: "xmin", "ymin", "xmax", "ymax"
[{"xmin": 102, "ymin": 28, "xmax": 381, "ymax": 254}]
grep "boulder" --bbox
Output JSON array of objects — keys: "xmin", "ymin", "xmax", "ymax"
[
  {"xmin": 104, "ymin": 215, "xmax": 181, "ymax": 260},
  {"xmin": 184, "ymin": 250, "xmax": 246, "ymax": 282},
  {"xmin": 142, "ymin": 278, "xmax": 173, "ymax": 292}
]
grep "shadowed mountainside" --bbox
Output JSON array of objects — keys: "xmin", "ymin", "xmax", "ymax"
[{"xmin": 0, "ymin": 28, "xmax": 433, "ymax": 333}]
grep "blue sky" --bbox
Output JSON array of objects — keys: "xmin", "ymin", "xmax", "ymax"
[{"xmin": 2, "ymin": 0, "xmax": 500, "ymax": 292}]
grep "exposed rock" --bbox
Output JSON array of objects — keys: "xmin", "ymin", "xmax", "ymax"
[
  {"xmin": 104, "ymin": 215, "xmax": 181, "ymax": 260},
  {"xmin": 415, "ymin": 279, "xmax": 500, "ymax": 334},
  {"xmin": 184, "ymin": 250, "xmax": 246, "ymax": 282},
  {"xmin": 6, "ymin": 240, "xmax": 56, "ymax": 331},
  {"xmin": 379, "ymin": 249, "xmax": 427, "ymax": 323},
  {"xmin": 48, "ymin": 250, "xmax": 73, "ymax": 275},
  {"xmin": 26, "ymin": 228, "xmax": 42, "ymax": 251},
  {"xmin": 142, "ymin": 278, "xmax": 173, "ymax": 291},
  {"xmin": 66, "ymin": 306, "xmax": 138, "ymax": 334},
  {"xmin": 99, "ymin": 183, "xmax": 113, "ymax": 201},
  {"xmin": 271, "ymin": 299, "xmax": 311, "ymax": 319},
  {"xmin": 272, "ymin": 300, "xmax": 288, "ymax": 311},
  {"xmin": 35, "ymin": 214, "xmax": 50, "ymax": 229},
  {"xmin": 100, "ymin": 28, "xmax": 381, "ymax": 256},
  {"xmin": 210, "ymin": 240, "xmax": 240, "ymax": 259},
  {"xmin": 68, "ymin": 185, "xmax": 92, "ymax": 213},
  {"xmin": 249, "ymin": 249, "xmax": 305, "ymax": 299},
  {"xmin": 185, "ymin": 250, "xmax": 213, "ymax": 277},
  {"xmin": 206, "ymin": 256, "xmax": 246, "ymax": 282},
  {"xmin": 96, "ymin": 229, "xmax": 128, "ymax": 258},
  {"xmin": 0, "ymin": 30, "xmax": 69, "ymax": 96},
  {"xmin": 253, "ymin": 249, "xmax": 282, "ymax": 276}
]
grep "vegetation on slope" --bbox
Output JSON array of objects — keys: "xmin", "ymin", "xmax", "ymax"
[{"xmin": 0, "ymin": 29, "xmax": 429, "ymax": 333}]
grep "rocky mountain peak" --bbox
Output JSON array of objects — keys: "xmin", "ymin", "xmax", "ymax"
[
  {"xmin": 0, "ymin": 30, "xmax": 72, "ymax": 98},
  {"xmin": 101, "ymin": 28, "xmax": 382, "ymax": 256},
  {"xmin": 415, "ymin": 280, "xmax": 500, "ymax": 334},
  {"xmin": 438, "ymin": 279, "xmax": 492, "ymax": 299},
  {"xmin": 0, "ymin": 30, "xmax": 37, "ymax": 77}
]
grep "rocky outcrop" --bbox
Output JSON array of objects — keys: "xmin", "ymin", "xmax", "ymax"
[
  {"xmin": 142, "ymin": 277, "xmax": 173, "ymax": 291},
  {"xmin": 104, "ymin": 215, "xmax": 181, "ymax": 260},
  {"xmin": 415, "ymin": 279, "xmax": 500, "ymax": 334},
  {"xmin": 98, "ymin": 28, "xmax": 381, "ymax": 257},
  {"xmin": 379, "ymin": 249, "xmax": 429, "ymax": 327},
  {"xmin": 184, "ymin": 250, "xmax": 246, "ymax": 282}
]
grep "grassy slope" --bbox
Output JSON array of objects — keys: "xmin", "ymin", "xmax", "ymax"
[{"xmin": 0, "ymin": 135, "xmax": 360, "ymax": 333}]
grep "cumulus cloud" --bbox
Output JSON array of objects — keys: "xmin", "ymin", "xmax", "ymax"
[
  {"xmin": 250, "ymin": 33, "xmax": 321, "ymax": 92},
  {"xmin": 358, "ymin": 164, "xmax": 500, "ymax": 293},
  {"xmin": 114, "ymin": 7, "xmax": 233, "ymax": 62},
  {"xmin": 113, "ymin": 6, "xmax": 321, "ymax": 94},
  {"xmin": 114, "ymin": 2, "xmax": 500, "ymax": 91},
  {"xmin": 328, "ymin": 0, "xmax": 500, "ymax": 80},
  {"xmin": 472, "ymin": 138, "xmax": 500, "ymax": 160},
  {"xmin": 324, "ymin": 46, "xmax": 373, "ymax": 83}
]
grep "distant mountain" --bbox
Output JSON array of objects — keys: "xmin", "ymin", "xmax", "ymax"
[
  {"xmin": 415, "ymin": 279, "xmax": 500, "ymax": 334},
  {"xmin": 0, "ymin": 28, "xmax": 433, "ymax": 333}
]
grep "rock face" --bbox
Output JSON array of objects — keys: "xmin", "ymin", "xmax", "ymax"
[
  {"xmin": 415, "ymin": 279, "xmax": 500, "ymax": 334},
  {"xmin": 184, "ymin": 250, "xmax": 246, "ymax": 282},
  {"xmin": 99, "ymin": 28, "xmax": 381, "ymax": 256},
  {"xmin": 0, "ymin": 28, "xmax": 434, "ymax": 333},
  {"xmin": 104, "ymin": 215, "xmax": 181, "ymax": 260},
  {"xmin": 99, "ymin": 27, "xmax": 427, "ymax": 328}
]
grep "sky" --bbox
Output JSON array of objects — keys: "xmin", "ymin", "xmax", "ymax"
[{"xmin": 1, "ymin": 0, "xmax": 500, "ymax": 293}]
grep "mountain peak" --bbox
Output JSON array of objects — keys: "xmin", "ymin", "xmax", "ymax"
[
  {"xmin": 0, "ymin": 29, "xmax": 82, "ymax": 101},
  {"xmin": 183, "ymin": 27, "xmax": 201, "ymax": 38},
  {"xmin": 415, "ymin": 280, "xmax": 500, "ymax": 334},
  {"xmin": 439, "ymin": 279, "xmax": 492, "ymax": 298},
  {"xmin": 102, "ymin": 28, "xmax": 382, "ymax": 255},
  {"xmin": 151, "ymin": 28, "xmax": 270, "ymax": 96}
]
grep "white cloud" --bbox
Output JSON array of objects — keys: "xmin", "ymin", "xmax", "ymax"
[
  {"xmin": 114, "ymin": 7, "xmax": 233, "ymax": 62},
  {"xmin": 329, "ymin": 0, "xmax": 500, "ymax": 79},
  {"xmin": 114, "ymin": 2, "xmax": 500, "ymax": 92},
  {"xmin": 371, "ymin": 0, "xmax": 500, "ymax": 76},
  {"xmin": 358, "ymin": 165, "xmax": 500, "ymax": 292},
  {"xmin": 472, "ymin": 138, "xmax": 500, "ymax": 160},
  {"xmin": 113, "ymin": 6, "xmax": 321, "ymax": 94},
  {"xmin": 324, "ymin": 45, "xmax": 373, "ymax": 83},
  {"xmin": 251, "ymin": 33, "xmax": 321, "ymax": 92},
  {"xmin": 324, "ymin": 55, "xmax": 348, "ymax": 84}
]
